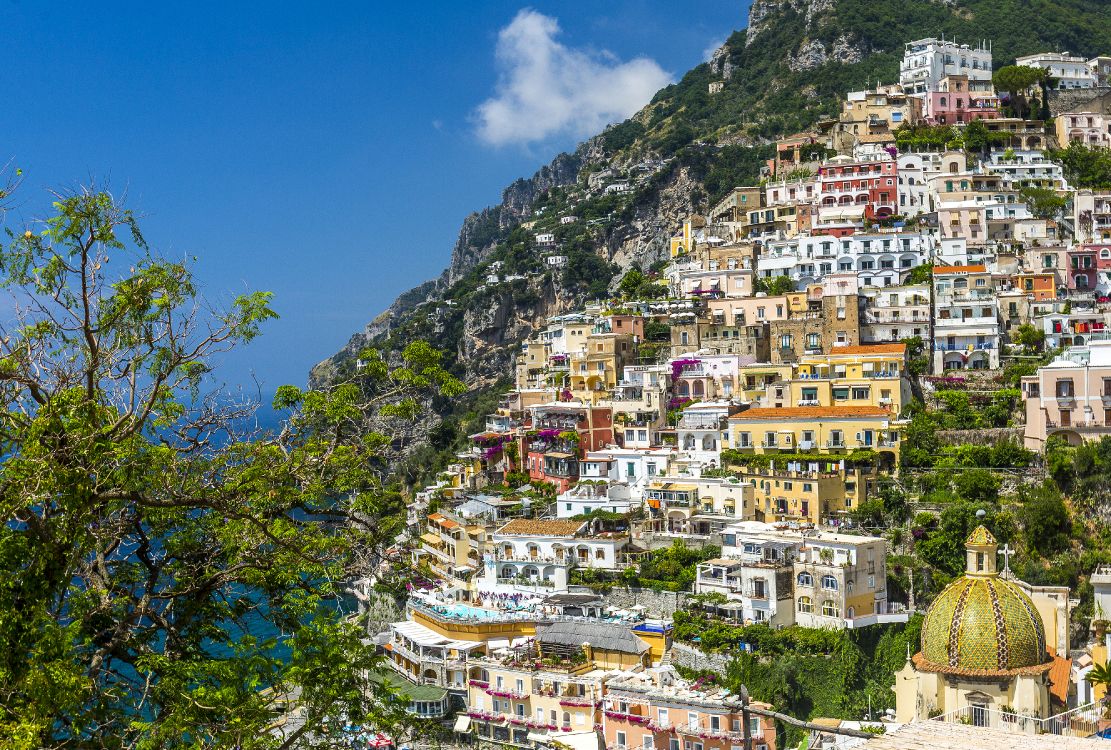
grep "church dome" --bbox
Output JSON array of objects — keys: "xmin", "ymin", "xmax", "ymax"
[{"xmin": 918, "ymin": 526, "xmax": 1049, "ymax": 674}]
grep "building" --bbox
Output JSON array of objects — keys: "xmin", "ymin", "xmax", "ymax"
[
  {"xmin": 413, "ymin": 512, "xmax": 487, "ymax": 594},
  {"xmin": 1056, "ymin": 111, "xmax": 1111, "ymax": 148},
  {"xmin": 704, "ymin": 523, "xmax": 899, "ymax": 628},
  {"xmin": 1016, "ymin": 52, "xmax": 1097, "ymax": 89},
  {"xmin": 894, "ymin": 527, "xmax": 1062, "ymax": 724},
  {"xmin": 767, "ymin": 343, "xmax": 912, "ymax": 415},
  {"xmin": 860, "ymin": 285, "xmax": 931, "ymax": 343},
  {"xmin": 602, "ymin": 667, "xmax": 778, "ymax": 750},
  {"xmin": 484, "ymin": 518, "xmax": 636, "ymax": 593},
  {"xmin": 932, "ymin": 265, "xmax": 1002, "ymax": 372},
  {"xmin": 1021, "ymin": 339, "xmax": 1111, "ymax": 449},
  {"xmin": 727, "ymin": 405, "xmax": 901, "ymax": 459},
  {"xmin": 899, "ymin": 38, "xmax": 993, "ymax": 96}
]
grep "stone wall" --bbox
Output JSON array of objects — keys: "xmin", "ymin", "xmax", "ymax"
[
  {"xmin": 569, "ymin": 585, "xmax": 693, "ymax": 619},
  {"xmin": 1048, "ymin": 87, "xmax": 1111, "ymax": 117},
  {"xmin": 669, "ymin": 641, "xmax": 733, "ymax": 674},
  {"xmin": 934, "ymin": 427, "xmax": 1024, "ymax": 446}
]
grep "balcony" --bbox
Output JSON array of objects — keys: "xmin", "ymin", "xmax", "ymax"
[
  {"xmin": 826, "ymin": 439, "xmax": 846, "ymax": 448},
  {"xmin": 797, "ymin": 398, "xmax": 821, "ymax": 406},
  {"xmin": 933, "ymin": 342, "xmax": 996, "ymax": 351},
  {"xmin": 1056, "ymin": 395, "xmax": 1075, "ymax": 408}
]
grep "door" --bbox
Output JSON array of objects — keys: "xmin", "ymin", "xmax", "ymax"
[{"xmin": 971, "ymin": 703, "xmax": 988, "ymax": 727}]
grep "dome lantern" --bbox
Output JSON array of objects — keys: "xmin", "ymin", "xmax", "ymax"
[{"xmin": 964, "ymin": 524, "xmax": 998, "ymax": 577}]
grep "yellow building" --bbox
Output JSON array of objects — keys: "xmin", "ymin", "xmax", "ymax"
[
  {"xmin": 669, "ymin": 215, "xmax": 705, "ymax": 257},
  {"xmin": 745, "ymin": 466, "xmax": 854, "ymax": 524},
  {"xmin": 463, "ymin": 620, "xmax": 651, "ymax": 746},
  {"xmin": 727, "ymin": 405, "xmax": 902, "ymax": 461},
  {"xmin": 412, "ymin": 513, "xmax": 488, "ymax": 595},
  {"xmin": 763, "ymin": 343, "xmax": 912, "ymax": 414},
  {"xmin": 568, "ymin": 332, "xmax": 637, "ymax": 400}
]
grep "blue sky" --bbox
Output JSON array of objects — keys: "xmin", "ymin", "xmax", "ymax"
[{"xmin": 3, "ymin": 1, "xmax": 748, "ymax": 391}]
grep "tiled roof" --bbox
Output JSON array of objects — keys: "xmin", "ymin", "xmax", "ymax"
[
  {"xmin": 934, "ymin": 264, "xmax": 987, "ymax": 274},
  {"xmin": 821, "ymin": 343, "xmax": 906, "ymax": 355},
  {"xmin": 1048, "ymin": 653, "xmax": 1072, "ymax": 703},
  {"xmin": 729, "ymin": 406, "xmax": 890, "ymax": 420},
  {"xmin": 429, "ymin": 513, "xmax": 460, "ymax": 530},
  {"xmin": 965, "ymin": 524, "xmax": 996, "ymax": 546},
  {"xmin": 496, "ymin": 518, "xmax": 586, "ymax": 537},
  {"xmin": 911, "ymin": 651, "xmax": 1053, "ymax": 677}
]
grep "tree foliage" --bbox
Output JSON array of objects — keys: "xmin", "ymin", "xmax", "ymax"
[{"xmin": 0, "ymin": 187, "xmax": 463, "ymax": 749}]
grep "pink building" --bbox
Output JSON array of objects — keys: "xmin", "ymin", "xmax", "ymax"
[
  {"xmin": 1022, "ymin": 340, "xmax": 1111, "ymax": 449},
  {"xmin": 602, "ymin": 668, "xmax": 778, "ymax": 750},
  {"xmin": 923, "ymin": 74, "xmax": 1001, "ymax": 125}
]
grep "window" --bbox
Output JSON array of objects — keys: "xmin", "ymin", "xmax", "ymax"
[
  {"xmin": 821, "ymin": 574, "xmax": 839, "ymax": 590},
  {"xmin": 1056, "ymin": 379, "xmax": 1074, "ymax": 398},
  {"xmin": 617, "ymin": 732, "xmax": 627, "ymax": 748},
  {"xmin": 797, "ymin": 571, "xmax": 813, "ymax": 586},
  {"xmin": 832, "ymin": 387, "xmax": 849, "ymax": 400},
  {"xmin": 822, "ymin": 600, "xmax": 838, "ymax": 617},
  {"xmin": 798, "ymin": 595, "xmax": 813, "ymax": 613},
  {"xmin": 851, "ymin": 386, "xmax": 869, "ymax": 399}
]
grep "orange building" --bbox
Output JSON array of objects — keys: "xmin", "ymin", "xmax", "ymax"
[{"xmin": 1013, "ymin": 272, "xmax": 1057, "ymax": 301}]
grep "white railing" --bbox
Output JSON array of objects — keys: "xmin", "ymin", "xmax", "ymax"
[{"xmin": 930, "ymin": 701, "xmax": 1102, "ymax": 737}]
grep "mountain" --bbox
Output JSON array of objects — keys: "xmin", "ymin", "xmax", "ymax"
[{"xmin": 310, "ymin": 0, "xmax": 1111, "ymax": 482}]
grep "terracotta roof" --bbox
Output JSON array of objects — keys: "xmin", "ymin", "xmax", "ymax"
[
  {"xmin": 428, "ymin": 513, "xmax": 460, "ymax": 530},
  {"xmin": 934, "ymin": 264, "xmax": 987, "ymax": 274},
  {"xmin": 1048, "ymin": 653, "xmax": 1072, "ymax": 704},
  {"xmin": 729, "ymin": 406, "xmax": 890, "ymax": 420},
  {"xmin": 910, "ymin": 651, "xmax": 1053, "ymax": 678},
  {"xmin": 496, "ymin": 518, "xmax": 586, "ymax": 537},
  {"xmin": 820, "ymin": 343, "xmax": 906, "ymax": 356}
]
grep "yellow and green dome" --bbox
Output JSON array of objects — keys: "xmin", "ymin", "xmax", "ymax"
[{"xmin": 918, "ymin": 526, "xmax": 1049, "ymax": 674}]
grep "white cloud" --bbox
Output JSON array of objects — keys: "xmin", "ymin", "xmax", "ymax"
[{"xmin": 474, "ymin": 9, "xmax": 673, "ymax": 147}]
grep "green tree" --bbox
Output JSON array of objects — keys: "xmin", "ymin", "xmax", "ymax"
[
  {"xmin": 954, "ymin": 469, "xmax": 1002, "ymax": 505},
  {"xmin": 1019, "ymin": 186, "xmax": 1068, "ymax": 221},
  {"xmin": 754, "ymin": 275, "xmax": 794, "ymax": 296},
  {"xmin": 904, "ymin": 264, "xmax": 932, "ymax": 285},
  {"xmin": 0, "ymin": 188, "xmax": 463, "ymax": 748},
  {"xmin": 1011, "ymin": 323, "xmax": 1046, "ymax": 350},
  {"xmin": 993, "ymin": 65, "xmax": 1046, "ymax": 119},
  {"xmin": 1017, "ymin": 481, "xmax": 1072, "ymax": 557}
]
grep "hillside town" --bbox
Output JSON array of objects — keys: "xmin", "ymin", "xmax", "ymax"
[{"xmin": 347, "ymin": 38, "xmax": 1111, "ymax": 750}]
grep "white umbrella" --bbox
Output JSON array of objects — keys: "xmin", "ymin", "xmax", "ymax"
[{"xmin": 630, "ymin": 604, "xmax": 647, "ymax": 611}]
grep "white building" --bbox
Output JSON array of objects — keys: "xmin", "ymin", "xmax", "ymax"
[
  {"xmin": 555, "ymin": 481, "xmax": 638, "ymax": 518},
  {"xmin": 933, "ymin": 265, "xmax": 1002, "ymax": 372},
  {"xmin": 859, "ymin": 284, "xmax": 932, "ymax": 344},
  {"xmin": 981, "ymin": 149, "xmax": 1068, "ymax": 190},
  {"xmin": 705, "ymin": 523, "xmax": 902, "ymax": 629},
  {"xmin": 676, "ymin": 401, "xmax": 734, "ymax": 467},
  {"xmin": 483, "ymin": 518, "xmax": 632, "ymax": 593},
  {"xmin": 899, "ymin": 38, "xmax": 993, "ymax": 96},
  {"xmin": 1016, "ymin": 52, "xmax": 1097, "ymax": 89}
]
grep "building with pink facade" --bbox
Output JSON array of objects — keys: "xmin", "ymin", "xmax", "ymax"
[
  {"xmin": 602, "ymin": 667, "xmax": 778, "ymax": 750},
  {"xmin": 1022, "ymin": 339, "xmax": 1111, "ymax": 449}
]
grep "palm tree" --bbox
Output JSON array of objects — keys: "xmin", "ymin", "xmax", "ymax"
[{"xmin": 1087, "ymin": 661, "xmax": 1111, "ymax": 714}]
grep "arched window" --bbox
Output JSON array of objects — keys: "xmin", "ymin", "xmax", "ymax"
[
  {"xmin": 798, "ymin": 596, "xmax": 813, "ymax": 613},
  {"xmin": 797, "ymin": 571, "xmax": 813, "ymax": 587},
  {"xmin": 940, "ymin": 97, "xmax": 947, "ymax": 107},
  {"xmin": 684, "ymin": 435, "xmax": 696, "ymax": 450},
  {"xmin": 822, "ymin": 600, "xmax": 838, "ymax": 617},
  {"xmin": 701, "ymin": 435, "xmax": 716, "ymax": 451},
  {"xmin": 821, "ymin": 574, "xmax": 838, "ymax": 591},
  {"xmin": 1101, "ymin": 249, "xmax": 1110, "ymax": 259},
  {"xmin": 692, "ymin": 380, "xmax": 705, "ymax": 396}
]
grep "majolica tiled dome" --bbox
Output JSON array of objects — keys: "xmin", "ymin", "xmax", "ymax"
[{"xmin": 918, "ymin": 526, "xmax": 1049, "ymax": 674}]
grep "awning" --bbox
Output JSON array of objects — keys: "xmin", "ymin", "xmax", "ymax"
[
  {"xmin": 420, "ymin": 533, "xmax": 441, "ymax": 546},
  {"xmin": 454, "ymin": 715, "xmax": 473, "ymax": 733},
  {"xmin": 546, "ymin": 452, "xmax": 573, "ymax": 459}
]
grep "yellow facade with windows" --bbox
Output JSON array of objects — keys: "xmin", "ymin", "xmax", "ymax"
[{"xmin": 727, "ymin": 406, "xmax": 902, "ymax": 459}]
